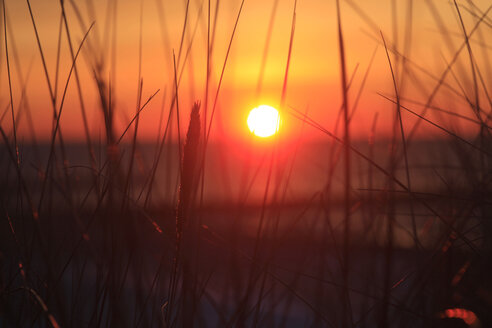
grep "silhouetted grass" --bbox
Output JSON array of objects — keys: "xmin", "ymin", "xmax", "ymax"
[{"xmin": 1, "ymin": 1, "xmax": 491, "ymax": 327}]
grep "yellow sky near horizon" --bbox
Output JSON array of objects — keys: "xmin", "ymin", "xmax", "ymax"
[{"xmin": 1, "ymin": 0, "xmax": 490, "ymax": 143}]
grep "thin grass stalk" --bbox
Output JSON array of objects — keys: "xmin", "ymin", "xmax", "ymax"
[
  {"xmin": 452, "ymin": 0, "xmax": 487, "ymax": 182},
  {"xmin": 453, "ymin": 0, "xmax": 480, "ymax": 119},
  {"xmin": 335, "ymin": 0, "xmax": 352, "ymax": 326},
  {"xmin": 367, "ymin": 112, "xmax": 379, "ymax": 237},
  {"xmin": 198, "ymin": 0, "xmax": 212, "ymax": 219},
  {"xmin": 176, "ymin": 0, "xmax": 191, "ymax": 69},
  {"xmin": 205, "ymin": 0, "xmax": 245, "ymax": 143},
  {"xmin": 166, "ymin": 52, "xmax": 185, "ymax": 326},
  {"xmin": 123, "ymin": 80, "xmax": 143, "ymax": 209},
  {"xmin": 2, "ymin": 0, "xmax": 18, "ymax": 167},
  {"xmin": 52, "ymin": 12, "xmax": 63, "ymax": 102},
  {"xmin": 25, "ymin": 0, "xmax": 57, "ymax": 108},
  {"xmin": 380, "ymin": 31, "xmax": 399, "ymax": 328},
  {"xmin": 59, "ymin": 0, "xmax": 97, "ymax": 172},
  {"xmin": 348, "ymin": 46, "xmax": 378, "ymax": 122},
  {"xmin": 382, "ymin": 31, "xmax": 420, "ymax": 251},
  {"xmin": 122, "ymin": 1, "xmax": 144, "ymax": 210}
]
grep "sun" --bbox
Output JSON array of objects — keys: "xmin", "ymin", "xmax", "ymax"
[{"xmin": 247, "ymin": 105, "xmax": 280, "ymax": 138}]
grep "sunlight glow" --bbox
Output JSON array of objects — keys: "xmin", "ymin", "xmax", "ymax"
[{"xmin": 247, "ymin": 105, "xmax": 280, "ymax": 138}]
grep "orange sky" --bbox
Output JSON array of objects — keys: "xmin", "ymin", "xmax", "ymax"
[{"xmin": 1, "ymin": 0, "xmax": 490, "ymax": 143}]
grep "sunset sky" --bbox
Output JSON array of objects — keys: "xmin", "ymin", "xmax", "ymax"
[{"xmin": 1, "ymin": 0, "xmax": 490, "ymax": 142}]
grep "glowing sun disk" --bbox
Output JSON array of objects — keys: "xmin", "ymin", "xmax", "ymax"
[{"xmin": 247, "ymin": 105, "xmax": 280, "ymax": 138}]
